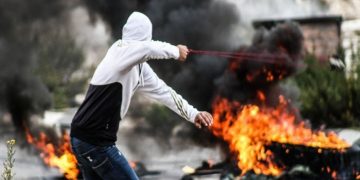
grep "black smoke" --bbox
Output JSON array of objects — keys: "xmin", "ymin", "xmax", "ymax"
[
  {"xmin": 216, "ymin": 21, "xmax": 304, "ymax": 106},
  {"xmin": 0, "ymin": 0, "xmax": 81, "ymax": 141},
  {"xmin": 82, "ymin": 0, "xmax": 150, "ymax": 38},
  {"xmin": 148, "ymin": 0, "xmax": 241, "ymax": 110}
]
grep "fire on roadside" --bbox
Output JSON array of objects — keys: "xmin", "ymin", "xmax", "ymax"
[
  {"xmin": 211, "ymin": 96, "xmax": 349, "ymax": 176},
  {"xmin": 25, "ymin": 129, "xmax": 79, "ymax": 180}
]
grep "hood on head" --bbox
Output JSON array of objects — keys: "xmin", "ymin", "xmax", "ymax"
[{"xmin": 122, "ymin": 12, "xmax": 152, "ymax": 41}]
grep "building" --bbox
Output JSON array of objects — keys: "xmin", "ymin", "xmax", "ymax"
[{"xmin": 253, "ymin": 16, "xmax": 343, "ymax": 61}]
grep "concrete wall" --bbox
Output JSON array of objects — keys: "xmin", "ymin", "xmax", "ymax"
[{"xmin": 342, "ymin": 19, "xmax": 360, "ymax": 76}]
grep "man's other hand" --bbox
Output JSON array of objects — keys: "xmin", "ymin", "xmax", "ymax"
[
  {"xmin": 194, "ymin": 111, "xmax": 213, "ymax": 129},
  {"xmin": 177, "ymin": 44, "xmax": 189, "ymax": 62}
]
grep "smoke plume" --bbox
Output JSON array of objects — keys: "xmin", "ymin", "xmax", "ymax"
[
  {"xmin": 0, "ymin": 0, "xmax": 64, "ymax": 138},
  {"xmin": 216, "ymin": 21, "xmax": 304, "ymax": 106},
  {"xmin": 0, "ymin": 0, "xmax": 85, "ymax": 142}
]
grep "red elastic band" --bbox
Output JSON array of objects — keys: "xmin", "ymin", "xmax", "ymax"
[{"xmin": 189, "ymin": 49, "xmax": 292, "ymax": 65}]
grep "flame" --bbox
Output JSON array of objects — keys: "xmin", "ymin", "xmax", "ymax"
[
  {"xmin": 266, "ymin": 71, "xmax": 274, "ymax": 81},
  {"xmin": 356, "ymin": 170, "xmax": 360, "ymax": 180},
  {"xmin": 257, "ymin": 91, "xmax": 266, "ymax": 102},
  {"xmin": 262, "ymin": 67, "xmax": 274, "ymax": 82},
  {"xmin": 229, "ymin": 60, "xmax": 240, "ymax": 72},
  {"xmin": 26, "ymin": 130, "xmax": 79, "ymax": 180},
  {"xmin": 207, "ymin": 159, "xmax": 215, "ymax": 168},
  {"xmin": 211, "ymin": 96, "xmax": 349, "ymax": 176},
  {"xmin": 246, "ymin": 74, "xmax": 254, "ymax": 82},
  {"xmin": 331, "ymin": 171, "xmax": 337, "ymax": 179},
  {"xmin": 129, "ymin": 161, "xmax": 137, "ymax": 169}
]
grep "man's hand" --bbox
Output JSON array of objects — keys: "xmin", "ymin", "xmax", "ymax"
[
  {"xmin": 194, "ymin": 111, "xmax": 213, "ymax": 129},
  {"xmin": 177, "ymin": 44, "xmax": 189, "ymax": 62}
]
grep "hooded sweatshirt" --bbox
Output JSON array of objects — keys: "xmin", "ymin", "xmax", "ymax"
[{"xmin": 70, "ymin": 12, "xmax": 199, "ymax": 146}]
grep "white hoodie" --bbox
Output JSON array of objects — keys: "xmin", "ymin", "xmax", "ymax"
[{"xmin": 91, "ymin": 11, "xmax": 198, "ymax": 122}]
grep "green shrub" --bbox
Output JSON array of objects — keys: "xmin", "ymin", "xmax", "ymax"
[{"xmin": 294, "ymin": 55, "xmax": 360, "ymax": 128}]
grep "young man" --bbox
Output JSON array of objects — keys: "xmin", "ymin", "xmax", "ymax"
[{"xmin": 70, "ymin": 12, "xmax": 213, "ymax": 180}]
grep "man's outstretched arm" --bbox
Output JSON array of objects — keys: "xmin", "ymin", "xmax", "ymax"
[
  {"xmin": 115, "ymin": 41, "xmax": 184, "ymax": 72},
  {"xmin": 137, "ymin": 63, "xmax": 213, "ymax": 128}
]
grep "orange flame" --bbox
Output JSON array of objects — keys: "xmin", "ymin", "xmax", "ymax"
[
  {"xmin": 129, "ymin": 161, "xmax": 137, "ymax": 169},
  {"xmin": 331, "ymin": 171, "xmax": 337, "ymax": 179},
  {"xmin": 211, "ymin": 96, "xmax": 349, "ymax": 176},
  {"xmin": 266, "ymin": 71, "xmax": 274, "ymax": 81},
  {"xmin": 26, "ymin": 130, "xmax": 79, "ymax": 180},
  {"xmin": 257, "ymin": 91, "xmax": 266, "ymax": 102},
  {"xmin": 356, "ymin": 170, "xmax": 360, "ymax": 180}
]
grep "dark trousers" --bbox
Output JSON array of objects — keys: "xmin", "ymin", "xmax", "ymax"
[{"xmin": 70, "ymin": 137, "xmax": 139, "ymax": 180}]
